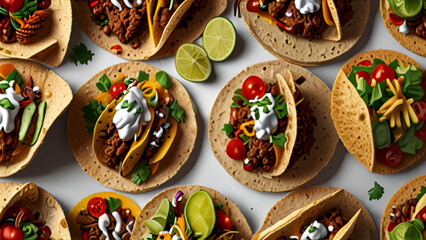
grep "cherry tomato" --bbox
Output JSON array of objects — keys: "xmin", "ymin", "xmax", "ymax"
[
  {"xmin": 38, "ymin": 226, "xmax": 51, "ymax": 240},
  {"xmin": 109, "ymin": 82, "xmax": 127, "ymax": 99},
  {"xmin": 243, "ymin": 158, "xmax": 254, "ymax": 172},
  {"xmin": 241, "ymin": 76, "xmax": 266, "ymax": 100},
  {"xmin": 0, "ymin": 222, "xmax": 24, "ymax": 240},
  {"xmin": 356, "ymin": 71, "xmax": 371, "ymax": 85},
  {"xmin": 357, "ymin": 60, "xmax": 372, "ymax": 67},
  {"xmin": 372, "ymin": 64, "xmax": 395, "ymax": 83},
  {"xmin": 389, "ymin": 13, "xmax": 404, "ymax": 26},
  {"xmin": 87, "ymin": 197, "xmax": 107, "ymax": 218},
  {"xmin": 246, "ymin": 0, "xmax": 261, "ymax": 13},
  {"xmin": 1, "ymin": 0, "xmax": 24, "ymax": 12},
  {"xmin": 82, "ymin": 231, "xmax": 88, "ymax": 240},
  {"xmin": 412, "ymin": 101, "xmax": 426, "ymax": 122},
  {"xmin": 215, "ymin": 209, "xmax": 233, "ymax": 230},
  {"xmin": 226, "ymin": 139, "xmax": 246, "ymax": 160},
  {"xmin": 276, "ymin": 21, "xmax": 295, "ymax": 34},
  {"xmin": 387, "ymin": 221, "xmax": 396, "ymax": 232},
  {"xmin": 415, "ymin": 124, "xmax": 426, "ymax": 141},
  {"xmin": 416, "ymin": 206, "xmax": 426, "ymax": 222},
  {"xmin": 376, "ymin": 144, "xmax": 403, "ymax": 168}
]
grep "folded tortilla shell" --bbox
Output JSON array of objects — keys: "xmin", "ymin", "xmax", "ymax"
[
  {"xmin": 0, "ymin": 182, "xmax": 71, "ymax": 239},
  {"xmin": 67, "ymin": 62, "xmax": 197, "ymax": 193},
  {"xmin": 0, "ymin": 0, "xmax": 72, "ymax": 67},
  {"xmin": 322, "ymin": 0, "xmax": 343, "ymax": 41},
  {"xmin": 253, "ymin": 186, "xmax": 378, "ymax": 240},
  {"xmin": 331, "ymin": 49, "xmax": 426, "ymax": 174},
  {"xmin": 239, "ymin": 0, "xmax": 370, "ymax": 66},
  {"xmin": 209, "ymin": 60, "xmax": 338, "ymax": 192},
  {"xmin": 0, "ymin": 59, "xmax": 73, "ymax": 177},
  {"xmin": 131, "ymin": 185, "xmax": 252, "ymax": 239},
  {"xmin": 380, "ymin": 175, "xmax": 426, "ymax": 240}
]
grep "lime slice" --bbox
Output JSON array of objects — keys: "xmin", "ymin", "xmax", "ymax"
[
  {"xmin": 389, "ymin": 0, "xmax": 423, "ymax": 19},
  {"xmin": 202, "ymin": 17, "xmax": 237, "ymax": 62},
  {"xmin": 144, "ymin": 198, "xmax": 172, "ymax": 235},
  {"xmin": 184, "ymin": 190, "xmax": 215, "ymax": 240},
  {"xmin": 175, "ymin": 43, "xmax": 211, "ymax": 82}
]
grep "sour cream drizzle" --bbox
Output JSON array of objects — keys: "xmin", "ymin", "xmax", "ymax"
[
  {"xmin": 98, "ymin": 214, "xmax": 111, "ymax": 240},
  {"xmin": 98, "ymin": 211, "xmax": 125, "ymax": 240},
  {"xmin": 111, "ymin": 0, "xmax": 143, "ymax": 11},
  {"xmin": 112, "ymin": 211, "xmax": 123, "ymax": 240},
  {"xmin": 113, "ymin": 86, "xmax": 151, "ymax": 141},
  {"xmin": 300, "ymin": 221, "xmax": 328, "ymax": 240},
  {"xmin": 399, "ymin": 20, "xmax": 410, "ymax": 34},
  {"xmin": 295, "ymin": 0, "xmax": 321, "ymax": 14},
  {"xmin": 249, "ymin": 93, "xmax": 278, "ymax": 140},
  {"xmin": 0, "ymin": 80, "xmax": 24, "ymax": 133}
]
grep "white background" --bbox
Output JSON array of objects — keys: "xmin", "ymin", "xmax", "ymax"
[{"xmin": 1, "ymin": 0, "xmax": 425, "ymax": 237}]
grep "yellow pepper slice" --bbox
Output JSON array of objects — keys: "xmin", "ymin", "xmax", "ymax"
[
  {"xmin": 94, "ymin": 92, "xmax": 114, "ymax": 105},
  {"xmin": 138, "ymin": 81, "xmax": 157, "ymax": 99},
  {"xmin": 240, "ymin": 120, "xmax": 256, "ymax": 137},
  {"xmin": 111, "ymin": 73, "xmax": 126, "ymax": 85}
]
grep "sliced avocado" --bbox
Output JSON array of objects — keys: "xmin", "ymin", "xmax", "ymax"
[
  {"xmin": 18, "ymin": 102, "xmax": 37, "ymax": 142},
  {"xmin": 29, "ymin": 101, "xmax": 46, "ymax": 146}
]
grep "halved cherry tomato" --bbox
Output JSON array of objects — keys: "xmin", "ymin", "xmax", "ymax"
[
  {"xmin": 109, "ymin": 82, "xmax": 126, "ymax": 99},
  {"xmin": 0, "ymin": 222, "xmax": 24, "ymax": 240},
  {"xmin": 87, "ymin": 197, "xmax": 107, "ymax": 218},
  {"xmin": 1, "ymin": 0, "xmax": 24, "ymax": 12},
  {"xmin": 372, "ymin": 64, "xmax": 395, "ymax": 83},
  {"xmin": 389, "ymin": 13, "xmax": 404, "ymax": 26},
  {"xmin": 226, "ymin": 138, "xmax": 246, "ymax": 160},
  {"xmin": 276, "ymin": 21, "xmax": 295, "ymax": 34},
  {"xmin": 415, "ymin": 123, "xmax": 426, "ymax": 141},
  {"xmin": 376, "ymin": 144, "xmax": 403, "ymax": 168},
  {"xmin": 413, "ymin": 101, "xmax": 426, "ymax": 122},
  {"xmin": 356, "ymin": 71, "xmax": 371, "ymax": 85},
  {"xmin": 246, "ymin": 0, "xmax": 261, "ymax": 13},
  {"xmin": 416, "ymin": 206, "xmax": 426, "ymax": 222},
  {"xmin": 387, "ymin": 221, "xmax": 396, "ymax": 232},
  {"xmin": 215, "ymin": 209, "xmax": 233, "ymax": 230},
  {"xmin": 243, "ymin": 158, "xmax": 254, "ymax": 171},
  {"xmin": 357, "ymin": 60, "xmax": 372, "ymax": 67},
  {"xmin": 241, "ymin": 76, "xmax": 266, "ymax": 100}
]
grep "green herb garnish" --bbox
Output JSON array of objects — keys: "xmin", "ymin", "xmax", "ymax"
[
  {"xmin": 0, "ymin": 98, "xmax": 15, "ymax": 110},
  {"xmin": 96, "ymin": 74, "xmax": 111, "ymax": 92},
  {"xmin": 121, "ymin": 100, "xmax": 137, "ymax": 112},
  {"xmin": 309, "ymin": 226, "xmax": 317, "ymax": 233},
  {"xmin": 82, "ymin": 100, "xmax": 106, "ymax": 135},
  {"xmin": 368, "ymin": 181, "xmax": 384, "ymax": 201},
  {"xmin": 10, "ymin": 0, "xmax": 38, "ymax": 20},
  {"xmin": 397, "ymin": 125, "xmax": 424, "ymax": 155},
  {"xmin": 4, "ymin": 69, "xmax": 24, "ymax": 89},
  {"xmin": 239, "ymin": 133, "xmax": 251, "ymax": 145},
  {"xmin": 221, "ymin": 123, "xmax": 233, "ymax": 137},
  {"xmin": 170, "ymin": 100, "xmax": 185, "ymax": 123},
  {"xmin": 138, "ymin": 71, "xmax": 150, "ymax": 82},
  {"xmin": 69, "ymin": 43, "xmax": 94, "ymax": 65},
  {"xmin": 271, "ymin": 132, "xmax": 287, "ymax": 148},
  {"xmin": 131, "ymin": 160, "xmax": 151, "ymax": 185},
  {"xmin": 274, "ymin": 94, "xmax": 288, "ymax": 119},
  {"xmin": 156, "ymin": 71, "xmax": 171, "ymax": 89},
  {"xmin": 416, "ymin": 186, "xmax": 426, "ymax": 200},
  {"xmin": 105, "ymin": 197, "xmax": 122, "ymax": 212},
  {"xmin": 230, "ymin": 89, "xmax": 250, "ymax": 108}
]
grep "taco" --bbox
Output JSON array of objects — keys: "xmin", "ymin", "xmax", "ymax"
[
  {"xmin": 72, "ymin": 0, "xmax": 226, "ymax": 60},
  {"xmin": 0, "ymin": 59, "xmax": 72, "ymax": 177},
  {"xmin": 331, "ymin": 49, "xmax": 426, "ymax": 174},
  {"xmin": 67, "ymin": 62, "xmax": 197, "ymax": 193},
  {"xmin": 131, "ymin": 185, "xmax": 252, "ymax": 239},
  {"xmin": 237, "ymin": 0, "xmax": 369, "ymax": 66},
  {"xmin": 209, "ymin": 60, "xmax": 338, "ymax": 192},
  {"xmin": 381, "ymin": 175, "xmax": 426, "ymax": 240},
  {"xmin": 380, "ymin": 0, "xmax": 426, "ymax": 56},
  {"xmin": 67, "ymin": 191, "xmax": 141, "ymax": 240},
  {"xmin": 0, "ymin": 0, "xmax": 72, "ymax": 67},
  {"xmin": 253, "ymin": 186, "xmax": 378, "ymax": 240},
  {"xmin": 0, "ymin": 182, "xmax": 71, "ymax": 239}
]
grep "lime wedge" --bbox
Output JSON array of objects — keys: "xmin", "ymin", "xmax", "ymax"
[
  {"xmin": 202, "ymin": 17, "xmax": 237, "ymax": 62},
  {"xmin": 175, "ymin": 43, "xmax": 211, "ymax": 82},
  {"xmin": 389, "ymin": 0, "xmax": 423, "ymax": 19},
  {"xmin": 184, "ymin": 190, "xmax": 215, "ymax": 240},
  {"xmin": 144, "ymin": 198, "xmax": 172, "ymax": 235}
]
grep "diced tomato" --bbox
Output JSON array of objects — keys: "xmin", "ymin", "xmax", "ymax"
[
  {"xmin": 241, "ymin": 76, "xmax": 266, "ymax": 100},
  {"xmin": 412, "ymin": 101, "xmax": 426, "ymax": 122},
  {"xmin": 226, "ymin": 139, "xmax": 246, "ymax": 160},
  {"xmin": 372, "ymin": 64, "xmax": 395, "ymax": 83},
  {"xmin": 246, "ymin": 0, "xmax": 261, "ymax": 13},
  {"xmin": 416, "ymin": 206, "xmax": 426, "ymax": 222},
  {"xmin": 387, "ymin": 221, "xmax": 396, "ymax": 232},
  {"xmin": 357, "ymin": 60, "xmax": 372, "ymax": 67},
  {"xmin": 416, "ymin": 124, "xmax": 426, "ymax": 141},
  {"xmin": 356, "ymin": 71, "xmax": 372, "ymax": 85},
  {"xmin": 276, "ymin": 21, "xmax": 295, "ymax": 34},
  {"xmin": 376, "ymin": 144, "xmax": 403, "ymax": 168},
  {"xmin": 389, "ymin": 13, "xmax": 404, "ymax": 26}
]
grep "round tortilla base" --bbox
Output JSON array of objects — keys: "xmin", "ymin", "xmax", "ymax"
[
  {"xmin": 240, "ymin": 0, "xmax": 370, "ymax": 66},
  {"xmin": 131, "ymin": 185, "xmax": 252, "ymax": 240},
  {"xmin": 380, "ymin": 0, "xmax": 426, "ymax": 56},
  {"xmin": 67, "ymin": 62, "xmax": 197, "ymax": 193},
  {"xmin": 380, "ymin": 175, "xmax": 426, "ymax": 240},
  {"xmin": 208, "ymin": 60, "xmax": 338, "ymax": 192},
  {"xmin": 253, "ymin": 186, "xmax": 378, "ymax": 240},
  {"xmin": 0, "ymin": 59, "xmax": 73, "ymax": 177},
  {"xmin": 332, "ymin": 49, "xmax": 425, "ymax": 174},
  {"xmin": 73, "ymin": 0, "xmax": 226, "ymax": 60}
]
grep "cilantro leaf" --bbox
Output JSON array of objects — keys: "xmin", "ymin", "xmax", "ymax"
[
  {"xmin": 156, "ymin": 71, "xmax": 171, "ymax": 89},
  {"xmin": 271, "ymin": 132, "xmax": 287, "ymax": 148},
  {"xmin": 138, "ymin": 71, "xmax": 150, "ymax": 82},
  {"xmin": 131, "ymin": 160, "xmax": 151, "ymax": 185},
  {"xmin": 368, "ymin": 181, "xmax": 384, "ymax": 201},
  {"xmin": 170, "ymin": 100, "xmax": 185, "ymax": 123},
  {"xmin": 96, "ymin": 74, "xmax": 111, "ymax": 92},
  {"xmin": 239, "ymin": 133, "xmax": 251, "ymax": 145},
  {"xmin": 69, "ymin": 43, "xmax": 94, "ymax": 65},
  {"xmin": 230, "ymin": 89, "xmax": 250, "ymax": 108},
  {"xmin": 105, "ymin": 197, "xmax": 121, "ymax": 212},
  {"xmin": 82, "ymin": 100, "xmax": 105, "ymax": 135},
  {"xmin": 274, "ymin": 95, "xmax": 288, "ymax": 119},
  {"xmin": 11, "ymin": 0, "xmax": 37, "ymax": 20},
  {"xmin": 416, "ymin": 186, "xmax": 426, "ymax": 200},
  {"xmin": 0, "ymin": 98, "xmax": 15, "ymax": 110},
  {"xmin": 221, "ymin": 123, "xmax": 233, "ymax": 137},
  {"xmin": 4, "ymin": 69, "xmax": 24, "ymax": 88},
  {"xmin": 397, "ymin": 125, "xmax": 424, "ymax": 155}
]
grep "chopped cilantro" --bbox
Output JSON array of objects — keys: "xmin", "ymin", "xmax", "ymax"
[
  {"xmin": 4, "ymin": 69, "xmax": 24, "ymax": 88},
  {"xmin": 135, "ymin": 108, "xmax": 142, "ymax": 115},
  {"xmin": 221, "ymin": 123, "xmax": 233, "ymax": 137},
  {"xmin": 170, "ymin": 100, "xmax": 185, "ymax": 123},
  {"xmin": 10, "ymin": 0, "xmax": 37, "ymax": 20},
  {"xmin": 273, "ymin": 95, "xmax": 288, "ymax": 119},
  {"xmin": 82, "ymin": 100, "xmax": 105, "ymax": 135},
  {"xmin": 239, "ymin": 133, "xmax": 251, "ymax": 145},
  {"xmin": 271, "ymin": 132, "xmax": 286, "ymax": 148},
  {"xmin": 416, "ymin": 186, "xmax": 426, "ymax": 200},
  {"xmin": 230, "ymin": 89, "xmax": 250, "ymax": 108},
  {"xmin": 156, "ymin": 71, "xmax": 171, "ymax": 89},
  {"xmin": 0, "ymin": 98, "xmax": 15, "ymax": 110},
  {"xmin": 138, "ymin": 71, "xmax": 150, "ymax": 82},
  {"xmin": 121, "ymin": 100, "xmax": 137, "ymax": 112},
  {"xmin": 131, "ymin": 160, "xmax": 151, "ymax": 185},
  {"xmin": 124, "ymin": 77, "xmax": 137, "ymax": 86},
  {"xmin": 69, "ymin": 43, "xmax": 94, "ymax": 65},
  {"xmin": 368, "ymin": 181, "xmax": 384, "ymax": 201},
  {"xmin": 105, "ymin": 197, "xmax": 121, "ymax": 212},
  {"xmin": 309, "ymin": 226, "xmax": 317, "ymax": 233},
  {"xmin": 96, "ymin": 74, "xmax": 111, "ymax": 92}
]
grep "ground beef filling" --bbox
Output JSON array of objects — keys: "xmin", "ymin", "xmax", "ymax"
[
  {"xmin": 101, "ymin": 123, "xmax": 131, "ymax": 170},
  {"xmin": 407, "ymin": 15, "xmax": 426, "ymax": 39},
  {"xmin": 390, "ymin": 198, "xmax": 420, "ymax": 227},
  {"xmin": 0, "ymin": 118, "xmax": 20, "ymax": 163}
]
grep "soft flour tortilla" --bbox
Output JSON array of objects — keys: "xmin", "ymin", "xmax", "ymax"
[
  {"xmin": 209, "ymin": 60, "xmax": 338, "ymax": 192},
  {"xmin": 131, "ymin": 185, "xmax": 252, "ymax": 240},
  {"xmin": 253, "ymin": 186, "xmax": 378, "ymax": 240},
  {"xmin": 240, "ymin": 0, "xmax": 370, "ymax": 66},
  {"xmin": 321, "ymin": 0, "xmax": 343, "ymax": 41},
  {"xmin": 67, "ymin": 192, "xmax": 141, "ymax": 240},
  {"xmin": 380, "ymin": 175, "xmax": 426, "ymax": 240},
  {"xmin": 0, "ymin": 182, "xmax": 71, "ymax": 239},
  {"xmin": 72, "ymin": 0, "xmax": 226, "ymax": 60},
  {"xmin": 331, "ymin": 49, "xmax": 426, "ymax": 174},
  {"xmin": 0, "ymin": 59, "xmax": 73, "ymax": 177},
  {"xmin": 67, "ymin": 62, "xmax": 197, "ymax": 193},
  {"xmin": 380, "ymin": 0, "xmax": 426, "ymax": 56},
  {"xmin": 0, "ymin": 0, "xmax": 72, "ymax": 67}
]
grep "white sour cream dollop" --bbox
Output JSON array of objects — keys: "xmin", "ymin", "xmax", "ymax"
[
  {"xmin": 113, "ymin": 87, "xmax": 151, "ymax": 141},
  {"xmin": 399, "ymin": 20, "xmax": 410, "ymax": 35},
  {"xmin": 0, "ymin": 80, "xmax": 24, "ymax": 133},
  {"xmin": 301, "ymin": 221, "xmax": 328, "ymax": 240},
  {"xmin": 295, "ymin": 0, "xmax": 321, "ymax": 14},
  {"xmin": 249, "ymin": 93, "xmax": 278, "ymax": 141}
]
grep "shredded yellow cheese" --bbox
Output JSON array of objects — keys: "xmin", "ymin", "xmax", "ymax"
[{"xmin": 295, "ymin": 98, "xmax": 304, "ymax": 107}]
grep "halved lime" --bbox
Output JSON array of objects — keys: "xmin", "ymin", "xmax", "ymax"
[
  {"xmin": 175, "ymin": 43, "xmax": 211, "ymax": 82},
  {"xmin": 144, "ymin": 198, "xmax": 172, "ymax": 235},
  {"xmin": 184, "ymin": 190, "xmax": 215, "ymax": 240},
  {"xmin": 389, "ymin": 0, "xmax": 423, "ymax": 19},
  {"xmin": 202, "ymin": 17, "xmax": 237, "ymax": 62}
]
